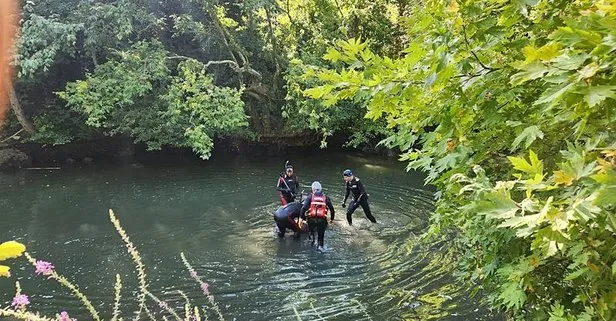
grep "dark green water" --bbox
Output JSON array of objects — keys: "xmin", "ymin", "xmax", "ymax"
[{"xmin": 0, "ymin": 152, "xmax": 500, "ymax": 320}]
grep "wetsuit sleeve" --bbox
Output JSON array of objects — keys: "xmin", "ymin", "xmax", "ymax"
[
  {"xmin": 300, "ymin": 197, "xmax": 310, "ymax": 220},
  {"xmin": 326, "ymin": 196, "xmax": 335, "ymax": 221},
  {"xmin": 356, "ymin": 179, "xmax": 367, "ymax": 199},
  {"xmin": 276, "ymin": 176, "xmax": 289, "ymax": 192},
  {"xmin": 343, "ymin": 183, "xmax": 350, "ymax": 203}
]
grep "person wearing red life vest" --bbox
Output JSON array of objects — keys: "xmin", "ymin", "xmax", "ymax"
[{"xmin": 301, "ymin": 181, "xmax": 335, "ymax": 251}]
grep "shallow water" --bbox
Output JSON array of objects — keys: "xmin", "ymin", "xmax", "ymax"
[{"xmin": 0, "ymin": 152, "xmax": 501, "ymax": 320}]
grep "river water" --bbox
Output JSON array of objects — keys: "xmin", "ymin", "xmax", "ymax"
[{"xmin": 0, "ymin": 151, "xmax": 501, "ymax": 320}]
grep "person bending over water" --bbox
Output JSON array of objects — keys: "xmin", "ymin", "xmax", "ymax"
[
  {"xmin": 342, "ymin": 169, "xmax": 377, "ymax": 225},
  {"xmin": 301, "ymin": 181, "xmax": 335, "ymax": 251},
  {"xmin": 273, "ymin": 201, "xmax": 306, "ymax": 238}
]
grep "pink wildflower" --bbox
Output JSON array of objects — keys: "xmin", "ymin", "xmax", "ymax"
[
  {"xmin": 159, "ymin": 301, "xmax": 168, "ymax": 309},
  {"xmin": 57, "ymin": 311, "xmax": 76, "ymax": 321},
  {"xmin": 207, "ymin": 294, "xmax": 215, "ymax": 302},
  {"xmin": 11, "ymin": 294, "xmax": 29, "ymax": 310},
  {"xmin": 190, "ymin": 271, "xmax": 198, "ymax": 278},
  {"xmin": 201, "ymin": 282, "xmax": 210, "ymax": 295},
  {"xmin": 35, "ymin": 260, "xmax": 55, "ymax": 276}
]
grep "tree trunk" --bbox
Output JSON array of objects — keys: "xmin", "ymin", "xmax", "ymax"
[{"xmin": 8, "ymin": 85, "xmax": 34, "ymax": 134}]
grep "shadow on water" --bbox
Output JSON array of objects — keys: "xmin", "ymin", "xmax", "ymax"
[{"xmin": 0, "ymin": 151, "xmax": 502, "ymax": 320}]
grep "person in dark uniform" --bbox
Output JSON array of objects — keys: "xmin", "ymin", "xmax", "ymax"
[
  {"xmin": 342, "ymin": 169, "xmax": 377, "ymax": 225},
  {"xmin": 301, "ymin": 181, "xmax": 335, "ymax": 251},
  {"xmin": 273, "ymin": 201, "xmax": 306, "ymax": 238},
  {"xmin": 276, "ymin": 164, "xmax": 300, "ymax": 205}
]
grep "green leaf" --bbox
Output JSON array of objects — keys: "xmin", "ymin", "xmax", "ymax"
[
  {"xmin": 512, "ymin": 126, "xmax": 544, "ymax": 150},
  {"xmin": 591, "ymin": 168, "xmax": 616, "ymax": 184},
  {"xmin": 508, "ymin": 150, "xmax": 543, "ymax": 177},
  {"xmin": 304, "ymin": 87, "xmax": 326, "ymax": 99},
  {"xmin": 565, "ymin": 267, "xmax": 589, "ymax": 281},
  {"xmin": 323, "ymin": 47, "xmax": 343, "ymax": 62},
  {"xmin": 551, "ymin": 53, "xmax": 589, "ymax": 70},
  {"xmin": 522, "ymin": 43, "xmax": 560, "ymax": 63},
  {"xmin": 511, "ymin": 62, "xmax": 548, "ymax": 85},
  {"xmin": 594, "ymin": 185, "xmax": 616, "ymax": 207},
  {"xmin": 499, "ymin": 282, "xmax": 526, "ymax": 309},
  {"xmin": 582, "ymin": 85, "xmax": 616, "ymax": 107},
  {"xmin": 534, "ymin": 83, "xmax": 575, "ymax": 106},
  {"xmin": 509, "ymin": 156, "xmax": 534, "ymax": 174},
  {"xmin": 476, "ymin": 191, "xmax": 519, "ymax": 220},
  {"xmin": 407, "ymin": 156, "xmax": 433, "ymax": 171}
]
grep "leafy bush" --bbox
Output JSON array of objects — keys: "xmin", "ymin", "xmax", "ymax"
[{"xmin": 301, "ymin": 0, "xmax": 616, "ymax": 319}]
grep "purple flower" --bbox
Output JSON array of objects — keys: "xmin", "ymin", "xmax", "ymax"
[
  {"xmin": 201, "ymin": 283, "xmax": 210, "ymax": 295},
  {"xmin": 11, "ymin": 294, "xmax": 29, "ymax": 310},
  {"xmin": 57, "ymin": 311, "xmax": 76, "ymax": 321},
  {"xmin": 35, "ymin": 260, "xmax": 55, "ymax": 276},
  {"xmin": 190, "ymin": 271, "xmax": 198, "ymax": 278}
]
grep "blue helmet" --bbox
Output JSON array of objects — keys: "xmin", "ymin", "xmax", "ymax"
[{"xmin": 343, "ymin": 169, "xmax": 353, "ymax": 177}]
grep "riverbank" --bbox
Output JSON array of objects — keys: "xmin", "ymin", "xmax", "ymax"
[{"xmin": 0, "ymin": 135, "xmax": 398, "ymax": 171}]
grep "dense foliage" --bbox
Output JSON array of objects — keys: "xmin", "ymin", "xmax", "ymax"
[
  {"xmin": 2, "ymin": 0, "xmax": 409, "ymax": 154},
  {"xmin": 302, "ymin": 0, "xmax": 616, "ymax": 319}
]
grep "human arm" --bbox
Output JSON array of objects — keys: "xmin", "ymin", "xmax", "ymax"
[
  {"xmin": 300, "ymin": 196, "xmax": 310, "ymax": 220},
  {"xmin": 355, "ymin": 179, "xmax": 367, "ymax": 201},
  {"xmin": 276, "ymin": 175, "xmax": 294, "ymax": 194},
  {"xmin": 342, "ymin": 183, "xmax": 350, "ymax": 207},
  {"xmin": 326, "ymin": 196, "xmax": 335, "ymax": 221}
]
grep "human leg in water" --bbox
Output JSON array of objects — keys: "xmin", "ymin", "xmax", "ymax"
[
  {"xmin": 346, "ymin": 198, "xmax": 376, "ymax": 225},
  {"xmin": 359, "ymin": 198, "xmax": 377, "ymax": 223},
  {"xmin": 309, "ymin": 217, "xmax": 328, "ymax": 249},
  {"xmin": 308, "ymin": 218, "xmax": 318, "ymax": 246},
  {"xmin": 316, "ymin": 218, "xmax": 328, "ymax": 250},
  {"xmin": 275, "ymin": 223, "xmax": 286, "ymax": 238}
]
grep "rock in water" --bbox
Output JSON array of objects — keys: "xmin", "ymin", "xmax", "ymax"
[{"xmin": 0, "ymin": 148, "xmax": 31, "ymax": 171}]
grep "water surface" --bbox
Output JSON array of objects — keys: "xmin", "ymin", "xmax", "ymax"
[{"xmin": 0, "ymin": 152, "xmax": 500, "ymax": 320}]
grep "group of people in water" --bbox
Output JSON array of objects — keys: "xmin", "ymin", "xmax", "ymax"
[{"xmin": 273, "ymin": 163, "xmax": 377, "ymax": 251}]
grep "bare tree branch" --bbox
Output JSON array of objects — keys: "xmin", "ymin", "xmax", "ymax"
[
  {"xmin": 0, "ymin": 128, "xmax": 24, "ymax": 145},
  {"xmin": 462, "ymin": 25, "xmax": 499, "ymax": 72}
]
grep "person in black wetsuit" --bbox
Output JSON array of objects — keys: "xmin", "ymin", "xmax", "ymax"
[
  {"xmin": 342, "ymin": 169, "xmax": 377, "ymax": 225},
  {"xmin": 273, "ymin": 201, "xmax": 306, "ymax": 238},
  {"xmin": 276, "ymin": 164, "xmax": 300, "ymax": 205},
  {"xmin": 301, "ymin": 181, "xmax": 335, "ymax": 251}
]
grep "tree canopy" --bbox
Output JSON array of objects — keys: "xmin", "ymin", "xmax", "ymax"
[{"xmin": 303, "ymin": 0, "xmax": 616, "ymax": 319}]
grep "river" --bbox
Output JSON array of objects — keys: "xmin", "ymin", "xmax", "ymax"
[{"xmin": 0, "ymin": 151, "xmax": 501, "ymax": 320}]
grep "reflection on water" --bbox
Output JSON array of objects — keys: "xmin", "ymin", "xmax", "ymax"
[{"xmin": 0, "ymin": 152, "xmax": 501, "ymax": 320}]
